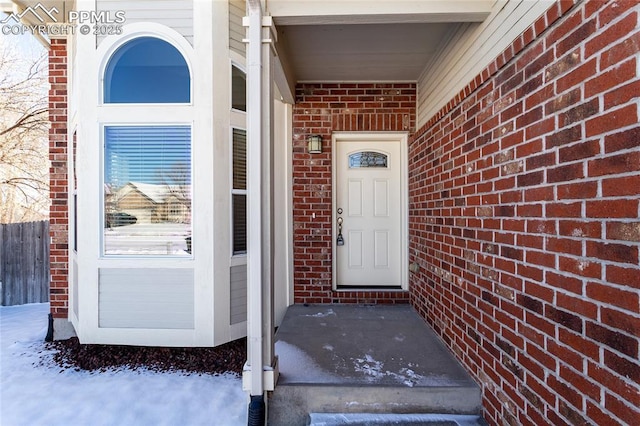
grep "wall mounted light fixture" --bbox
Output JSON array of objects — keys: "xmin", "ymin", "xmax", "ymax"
[{"xmin": 307, "ymin": 135, "xmax": 322, "ymax": 154}]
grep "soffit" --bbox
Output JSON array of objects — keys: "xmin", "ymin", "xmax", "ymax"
[{"xmin": 276, "ymin": 22, "xmax": 458, "ymax": 82}]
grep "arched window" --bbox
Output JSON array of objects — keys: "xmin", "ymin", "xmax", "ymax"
[{"xmin": 104, "ymin": 37, "xmax": 190, "ymax": 103}]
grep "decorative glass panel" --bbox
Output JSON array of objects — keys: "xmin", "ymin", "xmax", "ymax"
[
  {"xmin": 231, "ymin": 65, "xmax": 246, "ymax": 112},
  {"xmin": 349, "ymin": 151, "xmax": 388, "ymax": 168},
  {"xmin": 104, "ymin": 37, "xmax": 190, "ymax": 103},
  {"xmin": 104, "ymin": 126, "xmax": 191, "ymax": 256}
]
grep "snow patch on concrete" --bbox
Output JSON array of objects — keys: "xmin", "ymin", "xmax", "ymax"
[
  {"xmin": 275, "ymin": 340, "xmax": 341, "ymax": 383},
  {"xmin": 351, "ymin": 353, "xmax": 462, "ymax": 387},
  {"xmin": 353, "ymin": 354, "xmax": 385, "ymax": 381},
  {"xmin": 304, "ymin": 308, "xmax": 336, "ymax": 318}
]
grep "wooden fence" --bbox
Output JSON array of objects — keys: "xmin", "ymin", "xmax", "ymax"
[{"xmin": 0, "ymin": 221, "xmax": 49, "ymax": 306}]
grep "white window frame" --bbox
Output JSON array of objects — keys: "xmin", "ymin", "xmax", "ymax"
[
  {"xmin": 230, "ymin": 54, "xmax": 247, "ymax": 265},
  {"xmin": 100, "ymin": 123, "xmax": 194, "ymax": 258},
  {"xmin": 96, "ymin": 25, "xmax": 195, "ymax": 261},
  {"xmin": 230, "ymin": 126, "xmax": 247, "ymax": 261}
]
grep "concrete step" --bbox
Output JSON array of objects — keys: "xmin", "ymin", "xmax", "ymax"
[
  {"xmin": 270, "ymin": 384, "xmax": 482, "ymax": 425},
  {"xmin": 307, "ymin": 413, "xmax": 487, "ymax": 426},
  {"xmin": 268, "ymin": 305, "xmax": 483, "ymax": 425}
]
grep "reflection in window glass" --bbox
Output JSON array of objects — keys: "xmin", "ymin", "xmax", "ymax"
[
  {"xmin": 231, "ymin": 65, "xmax": 246, "ymax": 111},
  {"xmin": 104, "ymin": 37, "xmax": 190, "ymax": 103},
  {"xmin": 232, "ymin": 128, "xmax": 247, "ymax": 254},
  {"xmin": 349, "ymin": 151, "xmax": 388, "ymax": 168},
  {"xmin": 104, "ymin": 126, "xmax": 192, "ymax": 256}
]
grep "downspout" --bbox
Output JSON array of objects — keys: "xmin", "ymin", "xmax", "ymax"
[{"xmin": 245, "ymin": 0, "xmax": 265, "ymax": 424}]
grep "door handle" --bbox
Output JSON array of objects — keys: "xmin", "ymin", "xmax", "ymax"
[{"xmin": 336, "ymin": 215, "xmax": 344, "ymax": 246}]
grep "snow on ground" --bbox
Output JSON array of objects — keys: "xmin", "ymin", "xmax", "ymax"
[{"xmin": 0, "ymin": 303, "xmax": 247, "ymax": 426}]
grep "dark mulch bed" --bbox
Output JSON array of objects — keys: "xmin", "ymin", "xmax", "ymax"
[{"xmin": 47, "ymin": 337, "xmax": 246, "ymax": 375}]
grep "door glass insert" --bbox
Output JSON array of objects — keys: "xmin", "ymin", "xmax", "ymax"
[{"xmin": 349, "ymin": 151, "xmax": 388, "ymax": 168}]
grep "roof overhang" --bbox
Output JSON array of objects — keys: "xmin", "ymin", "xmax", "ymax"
[{"xmin": 267, "ymin": 0, "xmax": 493, "ymax": 25}]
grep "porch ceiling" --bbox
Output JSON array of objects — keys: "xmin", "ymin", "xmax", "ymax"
[
  {"xmin": 270, "ymin": 0, "xmax": 492, "ymax": 84},
  {"xmin": 276, "ymin": 22, "xmax": 458, "ymax": 82}
]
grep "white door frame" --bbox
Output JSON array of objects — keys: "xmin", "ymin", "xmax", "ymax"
[{"xmin": 331, "ymin": 132, "xmax": 409, "ymax": 291}]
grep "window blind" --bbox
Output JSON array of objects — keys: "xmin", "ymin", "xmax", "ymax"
[{"xmin": 104, "ymin": 125, "xmax": 192, "ymax": 256}]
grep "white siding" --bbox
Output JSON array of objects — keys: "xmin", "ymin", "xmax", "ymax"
[
  {"xmin": 99, "ymin": 268, "xmax": 195, "ymax": 329},
  {"xmin": 417, "ymin": 0, "xmax": 553, "ymax": 126},
  {"xmin": 72, "ymin": 260, "xmax": 79, "ymax": 319},
  {"xmin": 229, "ymin": 0, "xmax": 245, "ymax": 56},
  {"xmin": 230, "ymin": 264, "xmax": 247, "ymax": 325},
  {"xmin": 97, "ymin": 0, "xmax": 194, "ymax": 45}
]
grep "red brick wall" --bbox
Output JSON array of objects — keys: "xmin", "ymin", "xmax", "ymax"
[
  {"xmin": 409, "ymin": 1, "xmax": 640, "ymax": 425},
  {"xmin": 292, "ymin": 83, "xmax": 415, "ymax": 304},
  {"xmin": 48, "ymin": 39, "xmax": 69, "ymax": 319}
]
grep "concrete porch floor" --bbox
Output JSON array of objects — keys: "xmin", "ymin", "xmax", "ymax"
[{"xmin": 269, "ymin": 304, "xmax": 484, "ymax": 425}]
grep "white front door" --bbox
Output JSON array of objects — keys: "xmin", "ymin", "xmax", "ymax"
[{"xmin": 334, "ymin": 134, "xmax": 406, "ymax": 289}]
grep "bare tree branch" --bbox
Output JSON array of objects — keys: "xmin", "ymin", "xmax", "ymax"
[
  {"xmin": 0, "ymin": 107, "xmax": 47, "ymax": 136},
  {"xmin": 0, "ymin": 41, "xmax": 49, "ymax": 223}
]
